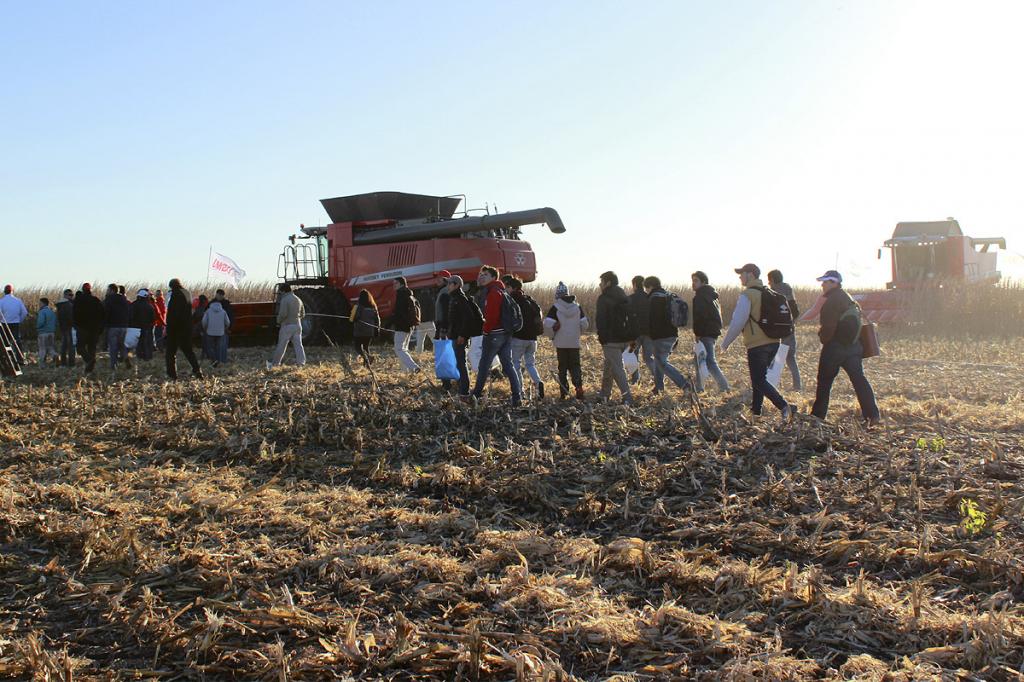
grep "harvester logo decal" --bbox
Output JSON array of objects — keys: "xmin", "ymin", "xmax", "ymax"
[{"xmin": 514, "ymin": 252, "xmax": 527, "ymax": 266}]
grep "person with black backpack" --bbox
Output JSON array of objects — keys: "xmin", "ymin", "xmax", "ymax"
[
  {"xmin": 643, "ymin": 275, "xmax": 693, "ymax": 394},
  {"xmin": 447, "ymin": 275, "xmax": 483, "ymax": 397},
  {"xmin": 391, "ymin": 277, "xmax": 421, "ymax": 372},
  {"xmin": 810, "ymin": 270, "xmax": 880, "ymax": 425},
  {"xmin": 502, "ymin": 275, "xmax": 545, "ymax": 400},
  {"xmin": 469, "ymin": 266, "xmax": 523, "ymax": 407},
  {"xmin": 596, "ymin": 271, "xmax": 634, "ymax": 405},
  {"xmin": 721, "ymin": 263, "xmax": 797, "ymax": 419}
]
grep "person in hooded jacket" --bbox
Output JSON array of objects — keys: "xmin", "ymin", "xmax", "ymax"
[
  {"xmin": 390, "ymin": 277, "xmax": 420, "ymax": 372},
  {"xmin": 103, "ymin": 283, "xmax": 131, "ymax": 370},
  {"xmin": 543, "ymin": 281, "xmax": 589, "ymax": 399},
  {"xmin": 129, "ymin": 289, "xmax": 156, "ymax": 361},
  {"xmin": 691, "ymin": 271, "xmax": 730, "ymax": 392},
  {"xmin": 595, "ymin": 271, "xmax": 633, "ymax": 404},
  {"xmin": 165, "ymin": 278, "xmax": 204, "ymax": 380},
  {"xmin": 350, "ymin": 289, "xmax": 380, "ymax": 367},
  {"xmin": 202, "ymin": 300, "xmax": 230, "ymax": 366},
  {"xmin": 446, "ymin": 275, "xmax": 483, "ymax": 396}
]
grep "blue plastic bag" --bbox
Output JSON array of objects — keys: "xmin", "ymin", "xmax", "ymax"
[{"xmin": 433, "ymin": 338, "xmax": 459, "ymax": 381}]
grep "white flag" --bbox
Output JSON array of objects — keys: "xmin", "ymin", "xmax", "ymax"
[{"xmin": 209, "ymin": 252, "xmax": 247, "ymax": 287}]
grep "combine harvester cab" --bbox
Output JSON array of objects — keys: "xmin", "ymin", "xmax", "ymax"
[
  {"xmin": 232, "ymin": 191, "xmax": 565, "ymax": 344},
  {"xmin": 800, "ymin": 218, "xmax": 1006, "ymax": 325}
]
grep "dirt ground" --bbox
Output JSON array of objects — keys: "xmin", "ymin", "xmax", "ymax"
[{"xmin": 1, "ymin": 330, "xmax": 1022, "ymax": 680}]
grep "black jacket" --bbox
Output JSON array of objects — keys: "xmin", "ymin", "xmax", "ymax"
[
  {"xmin": 692, "ymin": 284, "xmax": 724, "ymax": 338},
  {"xmin": 447, "ymin": 288, "xmax": 483, "ymax": 340},
  {"xmin": 72, "ymin": 291, "xmax": 105, "ymax": 333},
  {"xmin": 103, "ymin": 293, "xmax": 131, "ymax": 327},
  {"xmin": 819, "ymin": 286, "xmax": 859, "ymax": 345},
  {"xmin": 596, "ymin": 284, "xmax": 632, "ymax": 344},
  {"xmin": 511, "ymin": 289, "xmax": 541, "ymax": 341},
  {"xmin": 647, "ymin": 288, "xmax": 677, "ymax": 340},
  {"xmin": 627, "ymin": 290, "xmax": 651, "ymax": 337},
  {"xmin": 216, "ymin": 298, "xmax": 235, "ymax": 326},
  {"xmin": 166, "ymin": 287, "xmax": 193, "ymax": 334},
  {"xmin": 129, "ymin": 297, "xmax": 156, "ymax": 329},
  {"xmin": 392, "ymin": 288, "xmax": 419, "ymax": 333},
  {"xmin": 56, "ymin": 299, "xmax": 74, "ymax": 331}
]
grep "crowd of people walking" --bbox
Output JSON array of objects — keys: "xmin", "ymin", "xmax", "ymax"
[{"xmin": 1, "ymin": 262, "xmax": 880, "ymax": 425}]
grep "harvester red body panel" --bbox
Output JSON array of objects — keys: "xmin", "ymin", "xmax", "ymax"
[
  {"xmin": 232, "ymin": 192, "xmax": 565, "ymax": 343},
  {"xmin": 800, "ymin": 219, "xmax": 1006, "ymax": 324}
]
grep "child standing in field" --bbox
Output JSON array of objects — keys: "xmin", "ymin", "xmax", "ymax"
[
  {"xmin": 350, "ymin": 289, "xmax": 380, "ymax": 367},
  {"xmin": 543, "ymin": 281, "xmax": 589, "ymax": 399}
]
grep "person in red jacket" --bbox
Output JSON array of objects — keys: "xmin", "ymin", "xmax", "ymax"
[
  {"xmin": 152, "ymin": 289, "xmax": 167, "ymax": 351},
  {"xmin": 469, "ymin": 266, "xmax": 523, "ymax": 406}
]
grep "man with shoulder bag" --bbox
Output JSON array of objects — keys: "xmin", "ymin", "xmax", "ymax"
[{"xmin": 809, "ymin": 270, "xmax": 880, "ymax": 426}]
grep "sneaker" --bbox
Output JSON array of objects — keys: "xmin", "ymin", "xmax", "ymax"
[
  {"xmin": 537, "ymin": 382, "xmax": 545, "ymax": 400},
  {"xmin": 265, "ymin": 360, "xmax": 273, "ymax": 371},
  {"xmin": 782, "ymin": 403, "xmax": 798, "ymax": 420},
  {"xmin": 575, "ymin": 387, "xmax": 584, "ymax": 400},
  {"xmin": 212, "ymin": 361, "xmax": 220, "ymax": 368}
]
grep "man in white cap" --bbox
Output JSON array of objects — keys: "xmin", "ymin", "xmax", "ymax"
[{"xmin": 810, "ymin": 270, "xmax": 880, "ymax": 425}]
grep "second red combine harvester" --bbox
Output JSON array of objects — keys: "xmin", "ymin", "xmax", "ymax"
[
  {"xmin": 232, "ymin": 191, "xmax": 565, "ymax": 343},
  {"xmin": 801, "ymin": 218, "xmax": 1006, "ymax": 324}
]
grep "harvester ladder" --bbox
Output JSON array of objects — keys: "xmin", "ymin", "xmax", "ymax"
[{"xmin": 0, "ymin": 311, "xmax": 23, "ymax": 378}]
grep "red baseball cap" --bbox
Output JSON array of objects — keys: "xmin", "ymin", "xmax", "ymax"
[{"xmin": 436, "ymin": 270, "xmax": 452, "ymax": 279}]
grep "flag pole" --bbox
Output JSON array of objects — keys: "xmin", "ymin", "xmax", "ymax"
[{"xmin": 206, "ymin": 246, "xmax": 212, "ymax": 290}]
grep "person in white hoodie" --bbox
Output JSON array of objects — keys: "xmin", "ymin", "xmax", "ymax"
[
  {"xmin": 201, "ymin": 300, "xmax": 231, "ymax": 366},
  {"xmin": 543, "ymin": 281, "xmax": 589, "ymax": 399}
]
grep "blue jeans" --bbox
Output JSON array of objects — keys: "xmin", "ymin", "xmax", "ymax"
[
  {"xmin": 453, "ymin": 339, "xmax": 470, "ymax": 395},
  {"xmin": 210, "ymin": 335, "xmax": 228, "ymax": 363},
  {"xmin": 106, "ymin": 327, "xmax": 128, "ymax": 369},
  {"xmin": 652, "ymin": 336, "xmax": 691, "ymax": 391},
  {"xmin": 629, "ymin": 335, "xmax": 657, "ymax": 384},
  {"xmin": 747, "ymin": 343, "xmax": 789, "ymax": 414},
  {"xmin": 811, "ymin": 341, "xmax": 879, "ymax": 421},
  {"xmin": 471, "ymin": 332, "xmax": 522, "ymax": 404},
  {"xmin": 694, "ymin": 336, "xmax": 730, "ymax": 392}
]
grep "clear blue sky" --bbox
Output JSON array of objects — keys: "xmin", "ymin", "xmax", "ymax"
[{"xmin": 3, "ymin": 1, "xmax": 1023, "ymax": 289}]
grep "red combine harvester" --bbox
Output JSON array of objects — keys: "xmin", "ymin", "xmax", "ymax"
[
  {"xmin": 232, "ymin": 191, "xmax": 565, "ymax": 343},
  {"xmin": 800, "ymin": 218, "xmax": 1006, "ymax": 324}
]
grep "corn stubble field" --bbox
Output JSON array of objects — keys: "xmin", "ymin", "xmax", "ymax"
[{"xmin": 2, "ymin": 292, "xmax": 1024, "ymax": 679}]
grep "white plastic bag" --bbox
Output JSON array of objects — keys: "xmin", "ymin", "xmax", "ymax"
[
  {"xmin": 766, "ymin": 343, "xmax": 790, "ymax": 388},
  {"xmin": 694, "ymin": 341, "xmax": 710, "ymax": 384},
  {"xmin": 622, "ymin": 348, "xmax": 640, "ymax": 374},
  {"xmin": 124, "ymin": 328, "xmax": 141, "ymax": 350}
]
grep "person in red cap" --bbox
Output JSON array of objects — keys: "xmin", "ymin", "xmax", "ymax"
[{"xmin": 721, "ymin": 263, "xmax": 797, "ymax": 419}]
